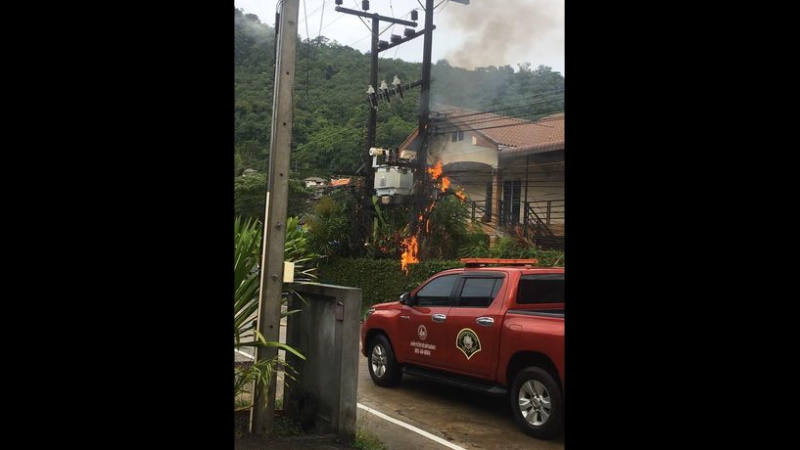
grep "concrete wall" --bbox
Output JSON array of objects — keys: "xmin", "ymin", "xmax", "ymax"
[
  {"xmin": 283, "ymin": 282, "xmax": 362, "ymax": 445},
  {"xmin": 429, "ymin": 134, "xmax": 498, "ymax": 168}
]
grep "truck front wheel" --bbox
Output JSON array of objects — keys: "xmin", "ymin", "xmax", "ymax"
[
  {"xmin": 510, "ymin": 367, "xmax": 564, "ymax": 439},
  {"xmin": 367, "ymin": 334, "xmax": 402, "ymax": 387}
]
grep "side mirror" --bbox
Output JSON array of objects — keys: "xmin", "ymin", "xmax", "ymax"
[{"xmin": 399, "ymin": 292, "xmax": 411, "ymax": 305}]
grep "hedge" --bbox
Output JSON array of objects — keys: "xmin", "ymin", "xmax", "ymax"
[
  {"xmin": 318, "ymin": 252, "xmax": 564, "ymax": 315},
  {"xmin": 318, "ymin": 259, "xmax": 462, "ymax": 315}
]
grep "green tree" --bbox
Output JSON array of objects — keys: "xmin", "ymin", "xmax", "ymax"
[
  {"xmin": 234, "ymin": 172, "xmax": 313, "ymax": 221},
  {"xmin": 423, "ymin": 195, "xmax": 471, "ymax": 260},
  {"xmin": 305, "ymin": 193, "xmax": 355, "ymax": 258}
]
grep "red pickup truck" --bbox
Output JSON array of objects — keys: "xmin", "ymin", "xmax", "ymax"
[{"xmin": 360, "ymin": 258, "xmax": 564, "ymax": 439}]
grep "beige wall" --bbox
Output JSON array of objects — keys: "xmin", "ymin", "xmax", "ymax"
[
  {"xmin": 423, "ymin": 132, "xmax": 564, "ymax": 237},
  {"xmin": 429, "ymin": 133, "xmax": 498, "ymax": 168}
]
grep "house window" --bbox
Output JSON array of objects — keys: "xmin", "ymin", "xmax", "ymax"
[
  {"xmin": 451, "ymin": 130, "xmax": 464, "ymax": 142},
  {"xmin": 502, "ymin": 179, "xmax": 522, "ymax": 225}
]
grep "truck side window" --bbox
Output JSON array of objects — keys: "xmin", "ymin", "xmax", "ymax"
[
  {"xmin": 517, "ymin": 275, "xmax": 564, "ymax": 304},
  {"xmin": 457, "ymin": 277, "xmax": 502, "ymax": 308},
  {"xmin": 415, "ymin": 274, "xmax": 459, "ymax": 306}
]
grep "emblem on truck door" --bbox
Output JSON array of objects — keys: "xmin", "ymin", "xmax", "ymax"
[
  {"xmin": 418, "ymin": 325, "xmax": 427, "ymax": 341},
  {"xmin": 456, "ymin": 328, "xmax": 482, "ymax": 359}
]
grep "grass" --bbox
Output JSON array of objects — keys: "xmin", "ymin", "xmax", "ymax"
[
  {"xmin": 235, "ymin": 398, "xmax": 251, "ymax": 410},
  {"xmin": 353, "ymin": 429, "xmax": 388, "ymax": 450},
  {"xmin": 269, "ymin": 416, "xmax": 305, "ymax": 438}
]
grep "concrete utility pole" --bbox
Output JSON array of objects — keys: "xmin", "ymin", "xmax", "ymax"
[
  {"xmin": 252, "ymin": 0, "xmax": 299, "ymax": 436},
  {"xmin": 411, "ymin": 0, "xmax": 469, "ymax": 237},
  {"xmin": 368, "ymin": 17, "xmax": 379, "ymax": 152},
  {"xmin": 410, "ymin": 0, "xmax": 436, "ymax": 236}
]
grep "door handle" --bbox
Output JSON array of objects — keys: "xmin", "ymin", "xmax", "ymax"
[
  {"xmin": 432, "ymin": 314, "xmax": 447, "ymax": 323},
  {"xmin": 400, "ymin": 315, "xmax": 410, "ymax": 320},
  {"xmin": 476, "ymin": 317, "xmax": 494, "ymax": 327}
]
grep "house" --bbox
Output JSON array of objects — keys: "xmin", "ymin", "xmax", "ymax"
[
  {"xmin": 303, "ymin": 177, "xmax": 327, "ymax": 188},
  {"xmin": 397, "ymin": 107, "xmax": 564, "ymax": 249}
]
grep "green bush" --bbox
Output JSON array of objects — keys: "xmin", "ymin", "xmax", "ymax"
[
  {"xmin": 319, "ymin": 254, "xmax": 564, "ymax": 315},
  {"xmin": 319, "ymin": 259, "xmax": 462, "ymax": 315}
]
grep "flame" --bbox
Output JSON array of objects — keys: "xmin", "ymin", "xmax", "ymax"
[
  {"xmin": 427, "ymin": 160, "xmax": 463, "ymax": 196},
  {"xmin": 427, "ymin": 161, "xmax": 443, "ymax": 179},
  {"xmin": 400, "ymin": 235, "xmax": 419, "ymax": 273},
  {"xmin": 440, "ymin": 176, "xmax": 451, "ymax": 192}
]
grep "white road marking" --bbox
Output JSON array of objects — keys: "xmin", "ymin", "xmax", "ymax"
[{"xmin": 357, "ymin": 403, "xmax": 468, "ymax": 450}]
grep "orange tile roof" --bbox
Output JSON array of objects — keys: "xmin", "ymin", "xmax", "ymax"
[
  {"xmin": 434, "ymin": 106, "xmax": 564, "ymax": 152},
  {"xmin": 329, "ymin": 178, "xmax": 351, "ymax": 187}
]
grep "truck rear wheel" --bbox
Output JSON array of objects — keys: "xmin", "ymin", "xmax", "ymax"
[
  {"xmin": 510, "ymin": 367, "xmax": 563, "ymax": 439},
  {"xmin": 367, "ymin": 334, "xmax": 402, "ymax": 387}
]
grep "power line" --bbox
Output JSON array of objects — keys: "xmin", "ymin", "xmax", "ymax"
[
  {"xmin": 297, "ymin": 0, "xmax": 327, "ymax": 28},
  {"xmin": 317, "ymin": 0, "xmax": 327, "ymax": 40},
  {"xmin": 434, "ymin": 89, "xmax": 565, "ymax": 118},
  {"xmin": 303, "ymin": 0, "xmax": 311, "ymax": 42},
  {"xmin": 432, "ymin": 98, "xmax": 565, "ymax": 126},
  {"xmin": 434, "ymin": 106, "xmax": 564, "ymax": 130},
  {"xmin": 433, "ymin": 107, "xmax": 565, "ymax": 134}
]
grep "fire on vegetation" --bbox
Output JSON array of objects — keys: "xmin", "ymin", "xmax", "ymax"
[
  {"xmin": 399, "ymin": 161, "xmax": 467, "ymax": 273},
  {"xmin": 400, "ymin": 235, "xmax": 418, "ymax": 273},
  {"xmin": 427, "ymin": 161, "xmax": 466, "ymax": 201}
]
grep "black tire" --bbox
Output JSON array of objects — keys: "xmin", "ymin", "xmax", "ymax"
[
  {"xmin": 367, "ymin": 334, "xmax": 402, "ymax": 387},
  {"xmin": 509, "ymin": 367, "xmax": 564, "ymax": 439}
]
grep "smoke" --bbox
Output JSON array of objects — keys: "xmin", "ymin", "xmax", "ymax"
[{"xmin": 439, "ymin": 0, "xmax": 564, "ymax": 70}]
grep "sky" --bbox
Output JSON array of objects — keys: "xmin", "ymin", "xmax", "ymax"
[{"xmin": 234, "ymin": 0, "xmax": 564, "ymax": 75}]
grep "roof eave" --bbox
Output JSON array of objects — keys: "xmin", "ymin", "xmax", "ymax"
[{"xmin": 499, "ymin": 141, "xmax": 564, "ymax": 160}]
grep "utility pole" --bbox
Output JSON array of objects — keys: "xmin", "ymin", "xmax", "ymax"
[
  {"xmin": 368, "ymin": 16, "xmax": 379, "ymax": 152},
  {"xmin": 335, "ymin": 2, "xmax": 419, "ymax": 251},
  {"xmin": 334, "ymin": 4, "xmax": 418, "ymax": 153},
  {"xmin": 410, "ymin": 0, "xmax": 436, "ymax": 237},
  {"xmin": 411, "ymin": 0, "xmax": 469, "ymax": 237},
  {"xmin": 252, "ymin": 0, "xmax": 299, "ymax": 436}
]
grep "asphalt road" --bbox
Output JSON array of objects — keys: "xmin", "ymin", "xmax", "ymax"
[
  {"xmin": 238, "ymin": 315, "xmax": 564, "ymax": 449},
  {"xmin": 356, "ymin": 350, "xmax": 565, "ymax": 450}
]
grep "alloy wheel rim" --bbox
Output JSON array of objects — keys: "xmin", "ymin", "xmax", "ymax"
[
  {"xmin": 518, "ymin": 379, "xmax": 551, "ymax": 426},
  {"xmin": 371, "ymin": 345, "xmax": 387, "ymax": 378}
]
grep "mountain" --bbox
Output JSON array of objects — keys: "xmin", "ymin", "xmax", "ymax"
[{"xmin": 234, "ymin": 7, "xmax": 564, "ymax": 179}]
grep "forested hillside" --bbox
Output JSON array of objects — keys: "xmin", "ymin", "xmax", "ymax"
[{"xmin": 234, "ymin": 7, "xmax": 564, "ymax": 180}]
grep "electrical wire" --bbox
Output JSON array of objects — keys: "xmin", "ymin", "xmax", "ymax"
[
  {"xmin": 296, "ymin": 0, "xmax": 328, "ymax": 29},
  {"xmin": 303, "ymin": 0, "xmax": 311, "ymax": 43},
  {"xmin": 432, "ymin": 105, "xmax": 565, "ymax": 134},
  {"xmin": 433, "ymin": 110, "xmax": 565, "ymax": 134},
  {"xmin": 431, "ymin": 96, "xmax": 565, "ymax": 128},
  {"xmin": 431, "ymin": 105, "xmax": 565, "ymax": 131},
  {"xmin": 317, "ymin": 0, "xmax": 327, "ymax": 40},
  {"xmin": 348, "ymin": 20, "xmax": 395, "ymax": 47},
  {"xmin": 433, "ymin": 106, "xmax": 563, "ymax": 130},
  {"xmin": 434, "ymin": 89, "xmax": 566, "ymax": 119},
  {"xmin": 353, "ymin": 0, "xmax": 373, "ymax": 33},
  {"xmin": 318, "ymin": 11, "xmax": 347, "ymax": 33}
]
